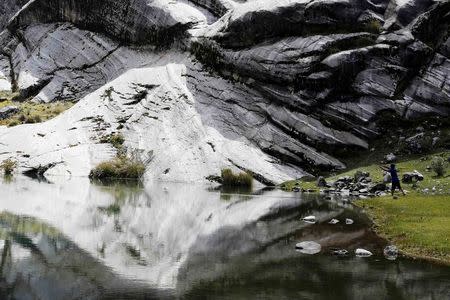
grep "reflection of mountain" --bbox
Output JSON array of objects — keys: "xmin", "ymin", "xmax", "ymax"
[
  {"xmin": 0, "ymin": 177, "xmax": 356, "ymax": 293},
  {"xmin": 0, "ymin": 177, "xmax": 449, "ymax": 299},
  {"xmin": 0, "ymin": 213, "xmax": 171, "ymax": 299}
]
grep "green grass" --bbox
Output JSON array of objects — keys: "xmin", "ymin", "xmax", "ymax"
[
  {"xmin": 281, "ymin": 151, "xmax": 450, "ymax": 194},
  {"xmin": 100, "ymin": 133, "xmax": 125, "ymax": 150},
  {"xmin": 364, "ymin": 20, "xmax": 382, "ymax": 34},
  {"xmin": 358, "ymin": 194, "xmax": 450, "ymax": 264},
  {"xmin": 0, "ymin": 92, "xmax": 73, "ymax": 127},
  {"xmin": 221, "ymin": 168, "xmax": 253, "ymax": 187},
  {"xmin": 98, "ymin": 203, "xmax": 121, "ymax": 216},
  {"xmin": 89, "ymin": 156, "xmax": 146, "ymax": 179}
]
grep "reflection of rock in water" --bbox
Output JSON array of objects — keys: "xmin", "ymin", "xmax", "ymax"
[
  {"xmin": 0, "ymin": 213, "xmax": 171, "ymax": 299},
  {"xmin": 176, "ymin": 195, "xmax": 376, "ymax": 292},
  {"xmin": 177, "ymin": 195, "xmax": 450, "ymax": 299},
  {"xmin": 183, "ymin": 254, "xmax": 450, "ymax": 299},
  {"xmin": 0, "ymin": 177, "xmax": 449, "ymax": 299}
]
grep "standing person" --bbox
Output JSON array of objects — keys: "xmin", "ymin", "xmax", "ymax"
[{"xmin": 380, "ymin": 164, "xmax": 406, "ymax": 197}]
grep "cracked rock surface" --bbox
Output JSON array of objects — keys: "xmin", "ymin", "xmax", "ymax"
[{"xmin": 0, "ymin": 0, "xmax": 449, "ymax": 184}]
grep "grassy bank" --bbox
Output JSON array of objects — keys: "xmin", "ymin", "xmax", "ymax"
[
  {"xmin": 281, "ymin": 151, "xmax": 450, "ymax": 194},
  {"xmin": 358, "ymin": 194, "xmax": 450, "ymax": 264}
]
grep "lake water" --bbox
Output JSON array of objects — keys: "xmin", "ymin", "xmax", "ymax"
[{"xmin": 0, "ymin": 176, "xmax": 449, "ymax": 299}]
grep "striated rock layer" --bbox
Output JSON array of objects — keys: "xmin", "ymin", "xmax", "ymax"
[{"xmin": 0, "ymin": 0, "xmax": 449, "ymax": 184}]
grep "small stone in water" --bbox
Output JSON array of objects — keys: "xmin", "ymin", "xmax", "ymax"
[
  {"xmin": 332, "ymin": 249, "xmax": 348, "ymax": 256},
  {"xmin": 295, "ymin": 241, "xmax": 321, "ymax": 254},
  {"xmin": 302, "ymin": 215, "xmax": 316, "ymax": 224},
  {"xmin": 345, "ymin": 218, "xmax": 354, "ymax": 225},
  {"xmin": 355, "ymin": 248, "xmax": 373, "ymax": 257},
  {"xmin": 329, "ymin": 219, "xmax": 339, "ymax": 224},
  {"xmin": 383, "ymin": 245, "xmax": 398, "ymax": 261}
]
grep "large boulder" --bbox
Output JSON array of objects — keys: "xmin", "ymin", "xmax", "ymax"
[{"xmin": 402, "ymin": 170, "xmax": 424, "ymax": 183}]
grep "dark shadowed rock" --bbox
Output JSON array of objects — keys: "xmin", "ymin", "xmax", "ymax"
[{"xmin": 0, "ymin": 105, "xmax": 19, "ymax": 120}]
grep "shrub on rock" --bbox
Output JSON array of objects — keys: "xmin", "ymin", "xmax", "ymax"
[
  {"xmin": 89, "ymin": 156, "xmax": 145, "ymax": 179},
  {"xmin": 221, "ymin": 168, "xmax": 253, "ymax": 187},
  {"xmin": 0, "ymin": 159, "xmax": 17, "ymax": 176}
]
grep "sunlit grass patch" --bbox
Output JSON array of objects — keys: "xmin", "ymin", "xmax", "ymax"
[{"xmin": 359, "ymin": 194, "xmax": 450, "ymax": 264}]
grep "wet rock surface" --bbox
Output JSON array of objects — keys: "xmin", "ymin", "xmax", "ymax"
[{"xmin": 0, "ymin": 0, "xmax": 449, "ymax": 182}]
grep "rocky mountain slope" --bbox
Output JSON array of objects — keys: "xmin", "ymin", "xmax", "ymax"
[{"xmin": 0, "ymin": 0, "xmax": 449, "ymax": 184}]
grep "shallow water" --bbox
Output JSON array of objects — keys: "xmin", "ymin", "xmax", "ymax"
[{"xmin": 0, "ymin": 176, "xmax": 449, "ymax": 299}]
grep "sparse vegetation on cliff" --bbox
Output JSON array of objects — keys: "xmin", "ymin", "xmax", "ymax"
[
  {"xmin": 89, "ymin": 155, "xmax": 145, "ymax": 180},
  {"xmin": 0, "ymin": 93, "xmax": 73, "ymax": 127}
]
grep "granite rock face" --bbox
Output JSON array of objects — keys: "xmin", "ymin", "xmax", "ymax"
[{"xmin": 0, "ymin": 0, "xmax": 449, "ymax": 183}]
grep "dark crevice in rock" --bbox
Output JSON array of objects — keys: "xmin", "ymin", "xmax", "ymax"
[
  {"xmin": 3, "ymin": 51, "xmax": 18, "ymax": 92},
  {"xmin": 6, "ymin": 0, "xmax": 194, "ymax": 48},
  {"xmin": 22, "ymin": 162, "xmax": 63, "ymax": 179},
  {"xmin": 17, "ymin": 78, "xmax": 52, "ymax": 101},
  {"xmin": 186, "ymin": 0, "xmax": 228, "ymax": 17}
]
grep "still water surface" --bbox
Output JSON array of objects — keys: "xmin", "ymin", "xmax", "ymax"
[{"xmin": 0, "ymin": 176, "xmax": 449, "ymax": 299}]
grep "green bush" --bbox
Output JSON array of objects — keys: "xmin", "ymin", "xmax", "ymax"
[
  {"xmin": 109, "ymin": 133, "xmax": 125, "ymax": 149},
  {"xmin": 7, "ymin": 120, "xmax": 20, "ymax": 127},
  {"xmin": 25, "ymin": 115, "xmax": 42, "ymax": 124},
  {"xmin": 0, "ymin": 159, "xmax": 17, "ymax": 175},
  {"xmin": 431, "ymin": 156, "xmax": 446, "ymax": 177},
  {"xmin": 100, "ymin": 133, "xmax": 125, "ymax": 149},
  {"xmin": 365, "ymin": 20, "xmax": 382, "ymax": 34},
  {"xmin": 98, "ymin": 203, "xmax": 121, "ymax": 216},
  {"xmin": 221, "ymin": 168, "xmax": 253, "ymax": 187},
  {"xmin": 89, "ymin": 156, "xmax": 145, "ymax": 179}
]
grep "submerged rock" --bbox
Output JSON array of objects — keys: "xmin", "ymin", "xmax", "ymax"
[
  {"xmin": 332, "ymin": 249, "xmax": 349, "ymax": 256},
  {"xmin": 302, "ymin": 215, "xmax": 316, "ymax": 224},
  {"xmin": 295, "ymin": 241, "xmax": 321, "ymax": 255}
]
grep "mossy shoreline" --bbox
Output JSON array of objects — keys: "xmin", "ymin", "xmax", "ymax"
[{"xmin": 356, "ymin": 194, "xmax": 450, "ymax": 265}]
